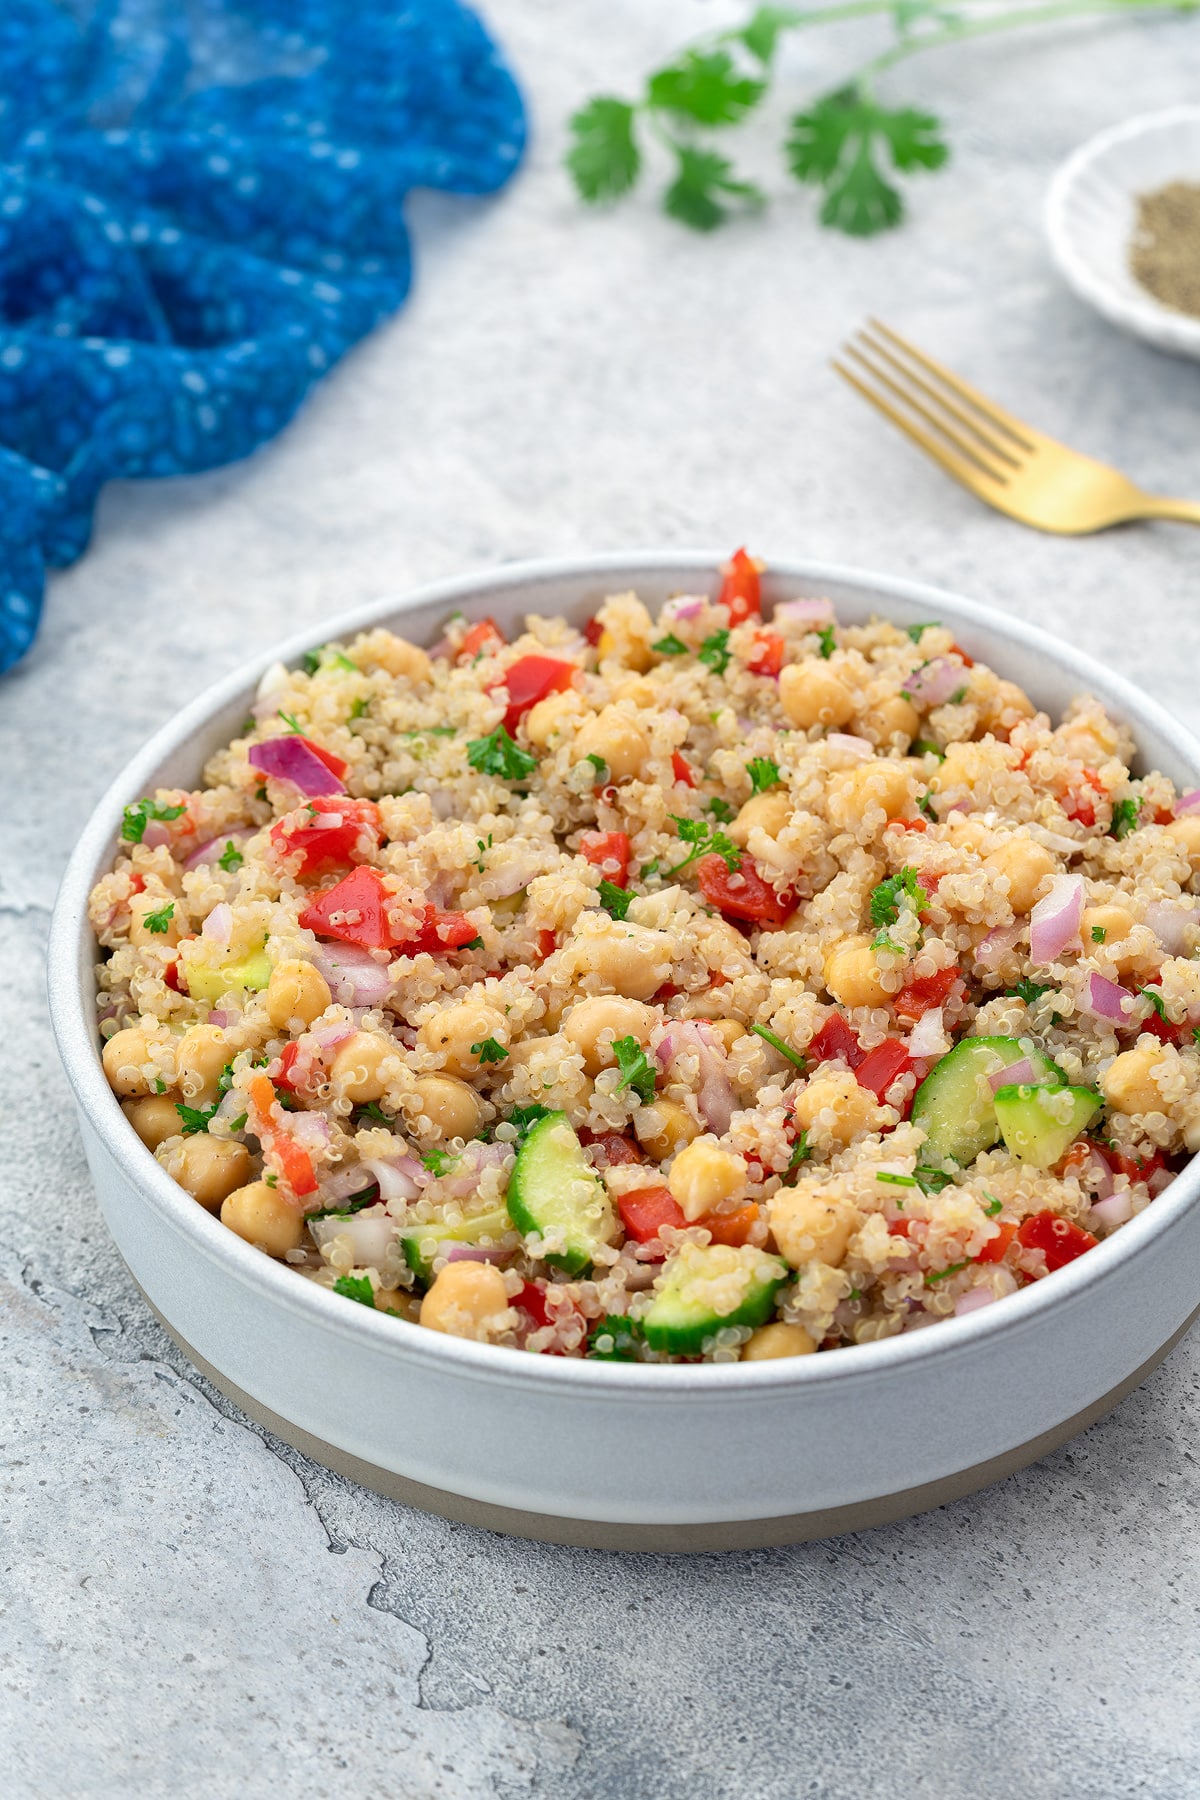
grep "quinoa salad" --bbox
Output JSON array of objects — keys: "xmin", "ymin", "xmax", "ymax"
[{"xmin": 92, "ymin": 553, "xmax": 1200, "ymax": 1364}]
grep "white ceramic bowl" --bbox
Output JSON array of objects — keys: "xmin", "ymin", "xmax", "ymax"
[
  {"xmin": 1045, "ymin": 107, "xmax": 1200, "ymax": 358},
  {"xmin": 49, "ymin": 553, "xmax": 1200, "ymax": 1551}
]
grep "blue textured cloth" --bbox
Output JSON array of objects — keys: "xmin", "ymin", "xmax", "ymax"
[{"xmin": 0, "ymin": 0, "xmax": 524, "ymax": 672}]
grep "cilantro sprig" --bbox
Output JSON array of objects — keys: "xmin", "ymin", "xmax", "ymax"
[
  {"xmin": 746, "ymin": 757, "xmax": 780, "ymax": 794},
  {"xmin": 121, "ymin": 797, "xmax": 185, "ymax": 844},
  {"xmin": 698, "ymin": 628, "xmax": 732, "ymax": 675},
  {"xmin": 217, "ymin": 840, "xmax": 244, "ymax": 873},
  {"xmin": 1111, "ymin": 796, "xmax": 1143, "ymax": 840},
  {"xmin": 598, "ymin": 879, "xmax": 635, "ymax": 920},
  {"xmin": 869, "ymin": 866, "xmax": 924, "ymax": 930},
  {"xmin": 467, "ymin": 726, "xmax": 537, "ymax": 781},
  {"xmin": 612, "ymin": 1036, "xmax": 657, "ymax": 1103},
  {"xmin": 587, "ymin": 1314, "xmax": 641, "ymax": 1361},
  {"xmin": 664, "ymin": 814, "xmax": 742, "ymax": 878},
  {"xmin": 143, "ymin": 900, "xmax": 175, "ymax": 935},
  {"xmin": 176, "ymin": 1101, "xmax": 218, "ymax": 1136},
  {"xmin": 471, "ymin": 1038, "xmax": 509, "ymax": 1065},
  {"xmin": 333, "ymin": 1274, "xmax": 376, "ymax": 1309}
]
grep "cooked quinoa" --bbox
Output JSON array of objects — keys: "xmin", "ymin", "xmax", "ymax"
[{"xmin": 91, "ymin": 554, "xmax": 1200, "ymax": 1363}]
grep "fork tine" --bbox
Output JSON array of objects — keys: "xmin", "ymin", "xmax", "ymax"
[
  {"xmin": 867, "ymin": 318, "xmax": 1039, "ymax": 453},
  {"xmin": 853, "ymin": 328, "xmax": 1023, "ymax": 470},
  {"xmin": 841, "ymin": 344, "xmax": 1010, "ymax": 485},
  {"xmin": 831, "ymin": 359, "xmax": 1001, "ymax": 503}
]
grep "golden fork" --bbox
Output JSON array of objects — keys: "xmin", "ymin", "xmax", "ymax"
[{"xmin": 833, "ymin": 319, "xmax": 1200, "ymax": 535}]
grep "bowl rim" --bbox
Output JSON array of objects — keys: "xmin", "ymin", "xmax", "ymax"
[
  {"xmin": 1044, "ymin": 105, "xmax": 1200, "ymax": 352},
  {"xmin": 48, "ymin": 547, "xmax": 1200, "ymax": 1398}
]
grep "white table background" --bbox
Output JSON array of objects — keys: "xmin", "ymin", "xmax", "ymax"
[{"xmin": 5, "ymin": 3, "xmax": 1200, "ymax": 1793}]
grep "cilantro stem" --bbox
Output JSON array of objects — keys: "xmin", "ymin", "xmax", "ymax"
[{"xmin": 859, "ymin": 0, "xmax": 1181, "ymax": 80}]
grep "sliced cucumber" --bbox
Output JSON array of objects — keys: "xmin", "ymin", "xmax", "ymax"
[
  {"xmin": 911, "ymin": 1035, "xmax": 1064, "ymax": 1169},
  {"xmin": 640, "ymin": 1243, "xmax": 788, "ymax": 1356},
  {"xmin": 399, "ymin": 1205, "xmax": 515, "ymax": 1284},
  {"xmin": 506, "ymin": 1111, "xmax": 617, "ymax": 1276},
  {"xmin": 993, "ymin": 1084, "xmax": 1102, "ymax": 1169},
  {"xmin": 183, "ymin": 944, "xmax": 273, "ymax": 1003}
]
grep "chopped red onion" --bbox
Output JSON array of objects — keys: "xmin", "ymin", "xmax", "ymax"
[
  {"xmin": 202, "ymin": 902, "xmax": 232, "ymax": 947},
  {"xmin": 664, "ymin": 596, "xmax": 705, "ymax": 622},
  {"xmin": 309, "ymin": 1019, "xmax": 357, "ymax": 1053},
  {"xmin": 973, "ymin": 924, "xmax": 1022, "ymax": 971},
  {"xmin": 309, "ymin": 1212, "xmax": 398, "ymax": 1267},
  {"xmin": 444, "ymin": 1243, "xmax": 513, "ymax": 1265},
  {"xmin": 1143, "ymin": 901, "xmax": 1200, "ymax": 956},
  {"xmin": 207, "ymin": 1009, "xmax": 231, "ymax": 1028},
  {"xmin": 659, "ymin": 1021, "xmax": 736, "ymax": 1135},
  {"xmin": 248, "ymin": 736, "xmax": 345, "ymax": 797},
  {"xmin": 825, "ymin": 733, "xmax": 875, "ymax": 763},
  {"xmin": 184, "ymin": 828, "xmax": 252, "ymax": 872},
  {"xmin": 902, "ymin": 657, "xmax": 964, "ymax": 708},
  {"xmin": 954, "ymin": 1286, "xmax": 995, "ymax": 1317},
  {"xmin": 988, "ymin": 1056, "xmax": 1034, "ymax": 1092},
  {"xmin": 773, "ymin": 597, "xmax": 835, "ymax": 627},
  {"xmin": 286, "ymin": 1109, "xmax": 332, "ymax": 1157},
  {"xmin": 1029, "ymin": 873, "xmax": 1084, "ymax": 964},
  {"xmin": 1148, "ymin": 1167, "xmax": 1175, "ymax": 1197},
  {"xmin": 142, "ymin": 821, "xmax": 173, "ymax": 849},
  {"xmin": 1082, "ymin": 1144, "xmax": 1114, "ymax": 1201},
  {"xmin": 319, "ymin": 1164, "xmax": 382, "ymax": 1204},
  {"xmin": 360, "ymin": 1156, "xmax": 420, "ymax": 1203},
  {"xmin": 1174, "ymin": 789, "xmax": 1200, "ymax": 816},
  {"xmin": 1090, "ymin": 1190, "xmax": 1134, "ymax": 1231},
  {"xmin": 312, "ymin": 943, "xmax": 394, "ymax": 1008},
  {"xmin": 906, "ymin": 1007, "xmax": 950, "ymax": 1059},
  {"xmin": 1081, "ymin": 971, "xmax": 1136, "ymax": 1024}
]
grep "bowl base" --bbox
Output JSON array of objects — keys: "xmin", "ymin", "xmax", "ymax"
[{"xmin": 139, "ymin": 1288, "xmax": 1196, "ymax": 1552}]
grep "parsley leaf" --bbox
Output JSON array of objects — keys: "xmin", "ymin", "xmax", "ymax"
[
  {"xmin": 598, "ymin": 879, "xmax": 635, "ymax": 920},
  {"xmin": 788, "ymin": 1131, "xmax": 811, "ymax": 1169},
  {"xmin": 1140, "ymin": 988, "xmax": 1168, "ymax": 1021},
  {"xmin": 333, "ymin": 1273, "xmax": 376, "ymax": 1309},
  {"xmin": 586, "ymin": 754, "xmax": 608, "ymax": 780},
  {"xmin": 471, "ymin": 1038, "xmax": 509, "ymax": 1065},
  {"xmin": 707, "ymin": 798, "xmax": 735, "ymax": 823},
  {"xmin": 143, "ymin": 901, "xmax": 175, "ymax": 935},
  {"xmin": 983, "ymin": 1192, "xmax": 1003, "ymax": 1216},
  {"xmin": 422, "ymin": 1148, "xmax": 459, "ymax": 1178},
  {"xmin": 353, "ymin": 1101, "xmax": 392, "ymax": 1125},
  {"xmin": 786, "ymin": 85, "xmax": 948, "ymax": 237},
  {"xmin": 869, "ymin": 866, "xmax": 924, "ymax": 929},
  {"xmin": 1111, "ymin": 796, "xmax": 1142, "ymax": 839},
  {"xmin": 737, "ymin": 5, "xmax": 803, "ymax": 63},
  {"xmin": 747, "ymin": 756, "xmax": 780, "ymax": 794},
  {"xmin": 912, "ymin": 739, "xmax": 944, "ymax": 762},
  {"xmin": 461, "ymin": 936, "xmax": 484, "ymax": 952},
  {"xmin": 587, "ymin": 1314, "xmax": 641, "ymax": 1361},
  {"xmin": 509, "ymin": 1103, "xmax": 552, "ymax": 1139},
  {"xmin": 612, "ymin": 1036, "xmax": 657, "ymax": 1103},
  {"xmin": 349, "ymin": 697, "xmax": 368, "ymax": 722},
  {"xmin": 817, "ymin": 625, "xmax": 836, "ymax": 659},
  {"xmin": 217, "ymin": 840, "xmax": 244, "ymax": 873},
  {"xmin": 665, "ymin": 815, "xmax": 742, "ymax": 877},
  {"xmin": 751, "ymin": 1023, "xmax": 805, "ymax": 1069},
  {"xmin": 306, "ymin": 1185, "xmax": 381, "ymax": 1222},
  {"xmin": 120, "ymin": 798, "xmax": 185, "ymax": 844},
  {"xmin": 652, "ymin": 633, "xmax": 688, "ymax": 656},
  {"xmin": 948, "ymin": 685, "xmax": 968, "ymax": 706},
  {"xmin": 467, "ymin": 726, "xmax": 537, "ymax": 781},
  {"xmin": 647, "ymin": 50, "xmax": 766, "ymax": 126},
  {"xmin": 914, "ymin": 1167, "xmax": 954, "ymax": 1195},
  {"xmin": 1006, "ymin": 978, "xmax": 1053, "ymax": 1006},
  {"xmin": 665, "ymin": 147, "xmax": 765, "ymax": 231},
  {"xmin": 1091, "ymin": 926, "xmax": 1107, "ymax": 944},
  {"xmin": 906, "ymin": 621, "xmax": 940, "ymax": 642},
  {"xmin": 917, "ymin": 790, "xmax": 938, "ymax": 820},
  {"xmin": 567, "ymin": 96, "xmax": 641, "ymax": 202},
  {"xmin": 175, "ymin": 1101, "xmax": 217, "ymax": 1136},
  {"xmin": 698, "ymin": 627, "xmax": 732, "ymax": 674}
]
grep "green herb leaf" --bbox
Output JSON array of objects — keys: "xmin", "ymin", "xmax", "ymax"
[
  {"xmin": 306, "ymin": 1185, "xmax": 381, "ymax": 1222},
  {"xmin": 349, "ymin": 697, "xmax": 368, "ymax": 722},
  {"xmin": 1139, "ymin": 987, "xmax": 1169, "ymax": 1021},
  {"xmin": 421, "ymin": 1148, "xmax": 458, "ymax": 1177},
  {"xmin": 509, "ymin": 1103, "xmax": 552, "ymax": 1139},
  {"xmin": 471, "ymin": 1037, "xmax": 509, "ymax": 1065},
  {"xmin": 648, "ymin": 50, "xmax": 766, "ymax": 126},
  {"xmin": 906, "ymin": 621, "xmax": 940, "ymax": 642},
  {"xmin": 1111, "ymin": 796, "xmax": 1142, "ymax": 839},
  {"xmin": 817, "ymin": 625, "xmax": 836, "ymax": 660},
  {"xmin": 948, "ymin": 686, "xmax": 968, "ymax": 706},
  {"xmin": 925, "ymin": 1260, "xmax": 968, "ymax": 1286},
  {"xmin": 917, "ymin": 790, "xmax": 938, "ymax": 820},
  {"xmin": 175, "ymin": 1101, "xmax": 217, "ymax": 1136},
  {"xmin": 466, "ymin": 726, "xmax": 537, "ymax": 781},
  {"xmin": 750, "ymin": 1023, "xmax": 805, "ymax": 1069},
  {"xmin": 788, "ymin": 1131, "xmax": 811, "ymax": 1168},
  {"xmin": 737, "ymin": 5, "xmax": 802, "ymax": 62},
  {"xmin": 869, "ymin": 866, "xmax": 924, "ymax": 929},
  {"xmin": 217, "ymin": 840, "xmax": 244, "ymax": 873},
  {"xmin": 665, "ymin": 814, "xmax": 742, "ymax": 877},
  {"xmin": 353, "ymin": 1101, "xmax": 392, "ymax": 1125},
  {"xmin": 1091, "ymin": 926, "xmax": 1107, "ymax": 944},
  {"xmin": 587, "ymin": 1314, "xmax": 641, "ymax": 1361},
  {"xmin": 277, "ymin": 710, "xmax": 304, "ymax": 734},
  {"xmin": 747, "ymin": 756, "xmax": 780, "ymax": 794},
  {"xmin": 612, "ymin": 1036, "xmax": 657, "ymax": 1103},
  {"xmin": 983, "ymin": 1192, "xmax": 1003, "ymax": 1216},
  {"xmin": 586, "ymin": 754, "xmax": 608, "ymax": 780},
  {"xmin": 461, "ymin": 936, "xmax": 485, "ymax": 952},
  {"xmin": 698, "ymin": 627, "xmax": 732, "ymax": 674},
  {"xmin": 598, "ymin": 879, "xmax": 635, "ymax": 920},
  {"xmin": 911, "ymin": 739, "xmax": 944, "ymax": 761},
  {"xmin": 786, "ymin": 85, "xmax": 948, "ymax": 237},
  {"xmin": 664, "ymin": 147, "xmax": 765, "ymax": 232},
  {"xmin": 143, "ymin": 900, "xmax": 175, "ymax": 935},
  {"xmin": 120, "ymin": 797, "xmax": 186, "ymax": 844},
  {"xmin": 652, "ymin": 633, "xmax": 688, "ymax": 656},
  {"xmin": 707, "ymin": 797, "xmax": 735, "ymax": 823},
  {"xmin": 333, "ymin": 1273, "xmax": 376, "ymax": 1309},
  {"xmin": 567, "ymin": 96, "xmax": 641, "ymax": 202},
  {"xmin": 1006, "ymin": 978, "xmax": 1053, "ymax": 1006},
  {"xmin": 640, "ymin": 859, "xmax": 660, "ymax": 880},
  {"xmin": 914, "ymin": 1167, "xmax": 954, "ymax": 1196}
]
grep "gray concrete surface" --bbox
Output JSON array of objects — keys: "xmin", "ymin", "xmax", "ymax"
[{"xmin": 4, "ymin": 4, "xmax": 1200, "ymax": 1794}]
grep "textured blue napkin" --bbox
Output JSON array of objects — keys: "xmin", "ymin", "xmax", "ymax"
[{"xmin": 0, "ymin": 0, "xmax": 524, "ymax": 672}]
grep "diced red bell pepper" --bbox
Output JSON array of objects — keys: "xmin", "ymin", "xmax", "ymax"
[
  {"xmin": 949, "ymin": 643, "xmax": 975, "ymax": 668},
  {"xmin": 747, "ymin": 632, "xmax": 784, "ymax": 677},
  {"xmin": 854, "ymin": 1037, "xmax": 914, "ymax": 1102},
  {"xmin": 1017, "ymin": 1210, "xmax": 1097, "ymax": 1272},
  {"xmin": 579, "ymin": 829, "xmax": 631, "ymax": 886},
  {"xmin": 893, "ymin": 966, "xmax": 959, "ymax": 1025},
  {"xmin": 716, "ymin": 547, "xmax": 761, "ymax": 625},
  {"xmin": 579, "ymin": 1129, "xmax": 644, "ymax": 1168},
  {"xmin": 536, "ymin": 928, "xmax": 557, "ymax": 961},
  {"xmin": 1141, "ymin": 1010, "xmax": 1186, "ymax": 1046},
  {"xmin": 275, "ymin": 1040, "xmax": 304, "ymax": 1092},
  {"xmin": 486, "ymin": 654, "xmax": 576, "ymax": 735},
  {"xmin": 163, "ymin": 960, "xmax": 183, "ymax": 993},
  {"xmin": 653, "ymin": 982, "xmax": 682, "ymax": 1003},
  {"xmin": 304, "ymin": 740, "xmax": 349, "ymax": 781},
  {"xmin": 1065, "ymin": 768, "xmax": 1106, "ymax": 829},
  {"xmin": 270, "ymin": 795, "xmax": 382, "ymax": 879},
  {"xmin": 273, "ymin": 1134, "xmax": 317, "ymax": 1197},
  {"xmin": 298, "ymin": 866, "xmax": 401, "ymax": 951},
  {"xmin": 975, "ymin": 1220, "xmax": 1017, "ymax": 1264},
  {"xmin": 1107, "ymin": 1147, "xmax": 1167, "ymax": 1185},
  {"xmin": 583, "ymin": 616, "xmax": 604, "ymax": 647},
  {"xmin": 405, "ymin": 905, "xmax": 479, "ymax": 955},
  {"xmin": 618, "ymin": 1186, "xmax": 687, "ymax": 1244},
  {"xmin": 887, "ymin": 1216, "xmax": 912, "ymax": 1237},
  {"xmin": 515, "ymin": 1280, "xmax": 552, "ymax": 1330},
  {"xmin": 697, "ymin": 1203, "xmax": 761, "ymax": 1248},
  {"xmin": 808, "ymin": 1013, "xmax": 864, "ymax": 1069},
  {"xmin": 671, "ymin": 751, "xmax": 698, "ymax": 788},
  {"xmin": 457, "ymin": 617, "xmax": 505, "ymax": 662},
  {"xmin": 695, "ymin": 853, "xmax": 797, "ymax": 928}
]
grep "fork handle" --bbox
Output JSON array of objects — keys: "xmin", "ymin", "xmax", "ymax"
[{"xmin": 1142, "ymin": 498, "xmax": 1200, "ymax": 526}]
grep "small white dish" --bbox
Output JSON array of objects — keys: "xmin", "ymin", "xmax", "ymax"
[{"xmin": 1045, "ymin": 106, "xmax": 1200, "ymax": 359}]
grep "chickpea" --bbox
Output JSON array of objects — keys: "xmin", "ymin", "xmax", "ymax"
[
  {"xmin": 329, "ymin": 1030, "xmax": 396, "ymax": 1103},
  {"xmin": 823, "ymin": 936, "xmax": 889, "ymax": 1010},
  {"xmin": 635, "ymin": 1099, "xmax": 701, "ymax": 1159},
  {"xmin": 982, "ymin": 837, "xmax": 1057, "ymax": 914},
  {"xmin": 741, "ymin": 1322, "xmax": 817, "ymax": 1361},
  {"xmin": 793, "ymin": 1070, "xmax": 885, "ymax": 1144},
  {"xmin": 731, "ymin": 791, "xmax": 792, "ymax": 847},
  {"xmin": 122, "ymin": 1095, "xmax": 182, "ymax": 1151},
  {"xmin": 102, "ymin": 1026, "xmax": 162, "ymax": 1098},
  {"xmin": 220, "ymin": 1179, "xmax": 305, "ymax": 1254},
  {"xmin": 1165, "ymin": 815, "xmax": 1200, "ymax": 868},
  {"xmin": 128, "ymin": 892, "xmax": 182, "ymax": 948},
  {"xmin": 176, "ymin": 1024, "xmax": 231, "ymax": 1105},
  {"xmin": 976, "ymin": 676, "xmax": 1035, "ymax": 732},
  {"xmin": 589, "ymin": 924, "xmax": 673, "ymax": 1003},
  {"xmin": 524, "ymin": 690, "xmax": 578, "ymax": 748},
  {"xmin": 412, "ymin": 1074, "xmax": 485, "ymax": 1141},
  {"xmin": 563, "ymin": 995, "xmax": 656, "ymax": 1075},
  {"xmin": 420, "ymin": 1261, "xmax": 512, "ymax": 1340},
  {"xmin": 176, "ymin": 1137, "xmax": 253, "ymax": 1212},
  {"xmin": 265, "ymin": 958, "xmax": 332, "ymax": 1031},
  {"xmin": 1082, "ymin": 904, "xmax": 1137, "ymax": 964},
  {"xmin": 827, "ymin": 761, "xmax": 914, "ymax": 833},
  {"xmin": 1102, "ymin": 1044, "xmax": 1168, "ymax": 1115},
  {"xmin": 704, "ymin": 1019, "xmax": 746, "ymax": 1055},
  {"xmin": 418, "ymin": 1000, "xmax": 508, "ymax": 1076},
  {"xmin": 779, "ymin": 663, "xmax": 855, "ymax": 731},
  {"xmin": 363, "ymin": 632, "xmax": 431, "ymax": 683},
  {"xmin": 767, "ymin": 1188, "xmax": 859, "ymax": 1268},
  {"xmin": 572, "ymin": 707, "xmax": 650, "ymax": 782},
  {"xmin": 859, "ymin": 688, "xmax": 920, "ymax": 749},
  {"xmin": 668, "ymin": 1138, "xmax": 748, "ymax": 1222}
]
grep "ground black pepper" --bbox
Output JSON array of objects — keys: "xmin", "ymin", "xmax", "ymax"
[{"xmin": 1129, "ymin": 181, "xmax": 1200, "ymax": 319}]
